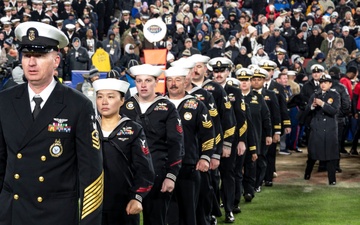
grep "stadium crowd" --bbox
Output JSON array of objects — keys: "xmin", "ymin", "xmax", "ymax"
[{"xmin": 0, "ymin": 0, "xmax": 360, "ymax": 225}]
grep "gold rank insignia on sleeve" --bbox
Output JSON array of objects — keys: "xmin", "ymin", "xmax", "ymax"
[
  {"xmin": 215, "ymin": 133, "xmax": 221, "ymax": 144},
  {"xmin": 209, "ymin": 108, "xmax": 218, "ymax": 117},
  {"xmin": 202, "ymin": 114, "xmax": 213, "ymax": 128},
  {"xmin": 208, "ymin": 103, "xmax": 218, "ymax": 117},
  {"xmin": 81, "ymin": 171, "xmax": 104, "ymax": 219},
  {"xmin": 283, "ymin": 120, "xmax": 291, "ymax": 125},
  {"xmin": 239, "ymin": 121, "xmax": 247, "ymax": 137},
  {"xmin": 92, "ymin": 130, "xmax": 100, "ymax": 150},
  {"xmin": 249, "ymin": 146, "xmax": 256, "ymax": 151},
  {"xmin": 202, "ymin": 138, "xmax": 215, "ymax": 151},
  {"xmin": 224, "ymin": 97, "xmax": 232, "ymax": 109},
  {"xmin": 224, "ymin": 126, "xmax": 235, "ymax": 139}
]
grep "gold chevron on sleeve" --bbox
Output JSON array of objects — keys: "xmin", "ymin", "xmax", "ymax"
[
  {"xmin": 202, "ymin": 138, "xmax": 215, "ymax": 151},
  {"xmin": 81, "ymin": 171, "xmax": 104, "ymax": 219},
  {"xmin": 239, "ymin": 121, "xmax": 247, "ymax": 137},
  {"xmin": 215, "ymin": 133, "xmax": 221, "ymax": 144},
  {"xmin": 224, "ymin": 101, "xmax": 232, "ymax": 109},
  {"xmin": 202, "ymin": 120, "xmax": 213, "ymax": 128},
  {"xmin": 223, "ymin": 126, "xmax": 235, "ymax": 139},
  {"xmin": 209, "ymin": 108, "xmax": 218, "ymax": 117},
  {"xmin": 283, "ymin": 120, "xmax": 291, "ymax": 125}
]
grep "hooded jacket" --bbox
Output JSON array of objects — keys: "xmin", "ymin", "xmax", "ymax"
[
  {"xmin": 65, "ymin": 38, "xmax": 90, "ymax": 79},
  {"xmin": 102, "ymin": 30, "xmax": 122, "ymax": 64}
]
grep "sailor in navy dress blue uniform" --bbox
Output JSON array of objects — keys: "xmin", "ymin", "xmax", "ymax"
[
  {"xmin": 303, "ymin": 74, "xmax": 340, "ymax": 185},
  {"xmin": 165, "ymin": 66, "xmax": 216, "ymax": 225},
  {"xmin": 188, "ymin": 54, "xmax": 236, "ymax": 222},
  {"xmin": 208, "ymin": 57, "xmax": 251, "ymax": 223},
  {"xmin": 173, "ymin": 57, "xmax": 223, "ymax": 225},
  {"xmin": 250, "ymin": 67, "xmax": 281, "ymax": 192},
  {"xmin": 0, "ymin": 22, "xmax": 103, "ymax": 225},
  {"xmin": 120, "ymin": 64, "xmax": 184, "ymax": 225},
  {"xmin": 93, "ymin": 78, "xmax": 155, "ymax": 225},
  {"xmin": 236, "ymin": 68, "xmax": 272, "ymax": 202}
]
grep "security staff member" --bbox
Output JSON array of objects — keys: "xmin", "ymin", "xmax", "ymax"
[
  {"xmin": 236, "ymin": 68, "xmax": 272, "ymax": 202},
  {"xmin": 165, "ymin": 66, "xmax": 216, "ymax": 225},
  {"xmin": 260, "ymin": 59, "xmax": 291, "ymax": 186},
  {"xmin": 303, "ymin": 74, "xmax": 340, "ymax": 185},
  {"xmin": 173, "ymin": 58, "xmax": 223, "ymax": 225},
  {"xmin": 121, "ymin": 64, "xmax": 184, "ymax": 225},
  {"xmin": 0, "ymin": 22, "xmax": 103, "ymax": 224},
  {"xmin": 299, "ymin": 64, "xmax": 325, "ymax": 170},
  {"xmin": 208, "ymin": 57, "xmax": 252, "ymax": 223},
  {"xmin": 188, "ymin": 54, "xmax": 236, "ymax": 222},
  {"xmin": 251, "ymin": 67, "xmax": 282, "ymax": 192},
  {"xmin": 93, "ymin": 79, "xmax": 155, "ymax": 225}
]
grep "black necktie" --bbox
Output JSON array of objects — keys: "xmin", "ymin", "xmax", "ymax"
[
  {"xmin": 33, "ymin": 96, "xmax": 43, "ymax": 120},
  {"xmin": 265, "ymin": 83, "xmax": 268, "ymax": 90}
]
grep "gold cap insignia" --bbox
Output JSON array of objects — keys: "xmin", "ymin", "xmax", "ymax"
[
  {"xmin": 27, "ymin": 28, "xmax": 37, "ymax": 41},
  {"xmin": 216, "ymin": 61, "xmax": 222, "ymax": 67},
  {"xmin": 241, "ymin": 70, "xmax": 246, "ymax": 76}
]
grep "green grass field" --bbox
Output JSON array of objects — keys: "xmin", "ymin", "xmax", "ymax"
[{"xmin": 216, "ymin": 184, "xmax": 360, "ymax": 225}]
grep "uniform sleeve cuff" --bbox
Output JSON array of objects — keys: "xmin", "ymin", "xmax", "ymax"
[
  {"xmin": 223, "ymin": 141, "xmax": 232, "ymax": 148},
  {"xmin": 166, "ymin": 173, "xmax": 177, "ymax": 182},
  {"xmin": 134, "ymin": 194, "xmax": 143, "ymax": 203},
  {"xmin": 200, "ymin": 155, "xmax": 211, "ymax": 163},
  {"xmin": 211, "ymin": 154, "xmax": 221, "ymax": 160}
]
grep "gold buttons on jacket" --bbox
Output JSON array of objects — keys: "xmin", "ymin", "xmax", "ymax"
[
  {"xmin": 37, "ymin": 197, "xmax": 43, "ymax": 203},
  {"xmin": 41, "ymin": 155, "xmax": 46, "ymax": 161},
  {"xmin": 14, "ymin": 194, "xmax": 19, "ymax": 200},
  {"xmin": 17, "ymin": 153, "xmax": 22, "ymax": 159},
  {"xmin": 14, "ymin": 174, "xmax": 20, "ymax": 179},
  {"xmin": 39, "ymin": 176, "xmax": 44, "ymax": 182}
]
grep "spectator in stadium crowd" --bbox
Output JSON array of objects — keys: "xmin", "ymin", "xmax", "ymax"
[
  {"xmin": 251, "ymin": 44, "xmax": 269, "ymax": 65},
  {"xmin": 341, "ymin": 25, "xmax": 358, "ymax": 54},
  {"xmin": 102, "ymin": 30, "xmax": 122, "ymax": 65},
  {"xmin": 325, "ymin": 37, "xmax": 350, "ymax": 69},
  {"xmin": 306, "ymin": 50, "xmax": 327, "ymax": 74},
  {"xmin": 117, "ymin": 43, "xmax": 141, "ymax": 70},
  {"xmin": 193, "ymin": 30, "xmax": 210, "ymax": 55},
  {"xmin": 307, "ymin": 25, "xmax": 324, "ymax": 58},
  {"xmin": 234, "ymin": 46, "xmax": 251, "ymax": 68},
  {"xmin": 265, "ymin": 27, "xmax": 287, "ymax": 55},
  {"xmin": 123, "ymin": 27, "xmax": 142, "ymax": 56},
  {"xmin": 320, "ymin": 30, "xmax": 336, "ymax": 56},
  {"xmin": 65, "ymin": 37, "xmax": 90, "ymax": 81},
  {"xmin": 290, "ymin": 28, "xmax": 309, "ymax": 58},
  {"xmin": 82, "ymin": 28, "xmax": 98, "ymax": 58}
]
